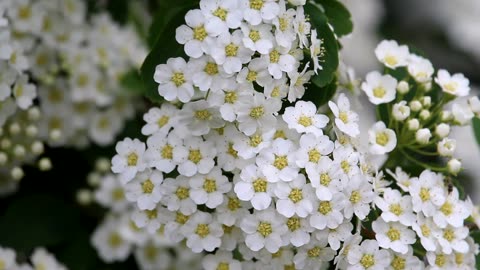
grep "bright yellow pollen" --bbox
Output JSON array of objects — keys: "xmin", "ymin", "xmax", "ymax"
[
  {"xmin": 307, "ymin": 247, "xmax": 321, "ymax": 258},
  {"xmin": 391, "ymin": 255, "xmax": 406, "ymax": 270},
  {"xmin": 421, "ymin": 224, "xmax": 431, "ymax": 237},
  {"xmin": 257, "ymin": 222, "xmax": 272, "ymax": 237},
  {"xmin": 112, "ymin": 188, "xmax": 124, "ymax": 201},
  {"xmin": 204, "ymin": 62, "xmax": 218, "ymax": 75},
  {"xmin": 195, "ymin": 109, "xmax": 212, "ymax": 120},
  {"xmin": 193, "ymin": 26, "xmax": 208, "ymax": 41},
  {"xmin": 419, "ymin": 187, "xmax": 430, "ymax": 202},
  {"xmin": 269, "ymin": 50, "xmax": 280, "ymax": 63},
  {"xmin": 171, "ymin": 72, "xmax": 185, "ymax": 87},
  {"xmin": 18, "ymin": 5, "xmax": 32, "ymax": 19},
  {"xmin": 249, "ymin": 0, "xmax": 264, "ymax": 10},
  {"xmin": 195, "ymin": 224, "xmax": 210, "ymax": 238},
  {"xmin": 318, "ymin": 201, "xmax": 332, "ymax": 215},
  {"xmin": 339, "ymin": 111, "xmax": 349, "ymax": 123},
  {"xmin": 175, "ymin": 187, "xmax": 189, "ymax": 200},
  {"xmin": 224, "ymin": 91, "xmax": 237, "ymax": 104},
  {"xmin": 455, "ymin": 253, "xmax": 464, "ymax": 265},
  {"xmin": 142, "ymin": 179, "xmax": 154, "ymax": 194},
  {"xmin": 288, "ymin": 188, "xmax": 303, "ymax": 203},
  {"xmin": 227, "ymin": 142, "xmax": 238, "ymax": 158},
  {"xmin": 225, "ymin": 43, "xmax": 239, "ymax": 57},
  {"xmin": 203, "ymin": 178, "xmax": 217, "ymax": 193},
  {"xmin": 350, "ymin": 190, "xmax": 361, "ymax": 204},
  {"xmin": 161, "ymin": 144, "xmax": 173, "ymax": 159},
  {"xmin": 308, "ymin": 149, "xmax": 321, "ymax": 163},
  {"xmin": 389, "ymin": 203, "xmax": 403, "ymax": 216},
  {"xmin": 440, "ymin": 202, "xmax": 453, "ymax": 216},
  {"xmin": 287, "ymin": 217, "xmax": 301, "ymax": 231},
  {"xmin": 217, "ymin": 262, "xmax": 230, "ymax": 270},
  {"xmin": 376, "ymin": 132, "xmax": 389, "ymax": 146},
  {"xmin": 127, "ymin": 153, "xmax": 138, "ymax": 166},
  {"xmin": 360, "ymin": 254, "xmax": 375, "ymax": 268},
  {"xmin": 249, "ymin": 134, "xmax": 263, "ymax": 147},
  {"xmin": 274, "ymin": 130, "xmax": 286, "ymax": 139},
  {"xmin": 444, "ymin": 82, "xmax": 458, "ymax": 93},
  {"xmin": 249, "ymin": 30, "xmax": 261, "ymax": 42},
  {"xmin": 320, "ymin": 173, "xmax": 331, "ymax": 186},
  {"xmin": 156, "ymin": 115, "xmax": 169, "ymax": 128},
  {"xmin": 249, "ymin": 106, "xmax": 265, "ymax": 119},
  {"xmin": 443, "ymin": 229, "xmax": 455, "ymax": 242},
  {"xmin": 213, "ymin": 8, "xmax": 228, "ymax": 21},
  {"xmin": 274, "ymin": 155, "xmax": 288, "ymax": 170},
  {"xmin": 387, "ymin": 227, "xmax": 401, "ymax": 241},
  {"xmin": 373, "ymin": 86, "xmax": 386, "ymax": 98},
  {"xmin": 175, "ymin": 212, "xmax": 189, "ymax": 224},
  {"xmin": 227, "ymin": 197, "xmax": 241, "ymax": 211},
  {"xmin": 271, "ymin": 86, "xmax": 280, "ymax": 97},
  {"xmin": 253, "ymin": 178, "xmax": 267, "ymax": 193},
  {"xmin": 298, "ymin": 116, "xmax": 313, "ymax": 127},
  {"xmin": 188, "ymin": 149, "xmax": 202, "ymax": 164},
  {"xmin": 223, "ymin": 225, "xmax": 233, "ymax": 234},
  {"xmin": 341, "ymin": 160, "xmax": 350, "ymax": 173},
  {"xmin": 435, "ymin": 254, "xmax": 446, "ymax": 267},
  {"xmin": 384, "ymin": 55, "xmax": 398, "ymax": 67},
  {"xmin": 145, "ymin": 209, "xmax": 158, "ymax": 219},
  {"xmin": 246, "ymin": 70, "xmax": 257, "ymax": 82},
  {"xmin": 108, "ymin": 232, "xmax": 123, "ymax": 247},
  {"xmin": 279, "ymin": 17, "xmax": 288, "ymax": 31}
]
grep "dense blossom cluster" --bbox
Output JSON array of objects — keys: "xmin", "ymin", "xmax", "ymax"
[
  {"xmin": 99, "ymin": 0, "xmax": 480, "ymax": 268},
  {"xmin": 0, "ymin": 0, "xmax": 146, "ymax": 194},
  {"xmin": 0, "ymin": 246, "xmax": 66, "ymax": 270}
]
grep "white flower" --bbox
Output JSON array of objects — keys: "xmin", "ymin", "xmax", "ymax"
[
  {"xmin": 200, "ymin": 0, "xmax": 243, "ymax": 29},
  {"xmin": 12, "ymin": 74, "xmax": 36, "ymax": 109},
  {"xmin": 434, "ymin": 225, "xmax": 469, "ymax": 254},
  {"xmin": 407, "ymin": 54, "xmax": 434, "ymax": 83},
  {"xmin": 92, "ymin": 216, "xmax": 132, "ymax": 263},
  {"xmin": 310, "ymin": 29, "xmax": 323, "ymax": 73},
  {"xmin": 452, "ymin": 103, "xmax": 474, "ymax": 125},
  {"xmin": 447, "ymin": 158, "xmax": 462, "ymax": 175},
  {"xmin": 347, "ymin": 240, "xmax": 391, "ymax": 270},
  {"xmin": 306, "ymin": 157, "xmax": 343, "ymax": 201},
  {"xmin": 435, "ymin": 123, "xmax": 450, "ymax": 138},
  {"xmin": 272, "ymin": 2, "xmax": 296, "ymax": 49},
  {"xmin": 241, "ymin": 0, "xmax": 280, "ymax": 26},
  {"xmin": 274, "ymin": 174, "xmax": 315, "ymax": 217},
  {"xmin": 433, "ymin": 188, "xmax": 472, "ymax": 228},
  {"xmin": 334, "ymin": 234, "xmax": 362, "ymax": 269},
  {"xmin": 282, "ymin": 215, "xmax": 314, "ymax": 247},
  {"xmin": 111, "ymin": 138, "xmax": 147, "ymax": 184},
  {"xmin": 386, "ymin": 167, "xmax": 411, "ymax": 192},
  {"xmin": 296, "ymin": 133, "xmax": 334, "ymax": 169},
  {"xmin": 332, "ymin": 145, "xmax": 360, "ymax": 178},
  {"xmin": 181, "ymin": 212, "xmax": 223, "ymax": 252},
  {"xmin": 202, "ymin": 251, "xmax": 242, "ymax": 270},
  {"xmin": 283, "ymin": 101, "xmax": 329, "ymax": 137},
  {"xmin": 240, "ymin": 23, "xmax": 274, "ymax": 54},
  {"xmin": 208, "ymin": 30, "xmax": 253, "ymax": 74},
  {"xmin": 372, "ymin": 219, "xmax": 416, "ymax": 254},
  {"xmin": 178, "ymin": 100, "xmax": 224, "ymax": 136},
  {"xmin": 468, "ymin": 96, "xmax": 480, "ymax": 116},
  {"xmin": 415, "ymin": 128, "xmax": 432, "ymax": 144},
  {"xmin": 387, "ymin": 247, "xmax": 425, "ymax": 270},
  {"xmin": 437, "ymin": 138, "xmax": 456, "ymax": 157},
  {"xmin": 256, "ymin": 138, "xmax": 300, "ymax": 182},
  {"xmin": 287, "ymin": 64, "xmax": 314, "ymax": 102},
  {"xmin": 175, "ymin": 9, "xmax": 218, "ymax": 58},
  {"xmin": 216, "ymin": 192, "xmax": 250, "ymax": 227},
  {"xmin": 131, "ymin": 206, "xmax": 166, "ymax": 233},
  {"xmin": 215, "ymin": 124, "xmax": 253, "ymax": 171},
  {"xmin": 31, "ymin": 248, "xmax": 66, "ymax": 270},
  {"xmin": 236, "ymin": 92, "xmax": 280, "ymax": 136},
  {"xmin": 368, "ymin": 121, "xmax": 396, "ymax": 155},
  {"xmin": 232, "ymin": 127, "xmax": 274, "ymax": 159},
  {"xmin": 293, "ymin": 7, "xmax": 311, "ymax": 48},
  {"xmin": 361, "ymin": 71, "xmax": 397, "ymax": 104},
  {"xmin": 392, "ymin": 101, "xmax": 410, "ymax": 121},
  {"xmin": 94, "ymin": 175, "xmax": 129, "ymax": 212},
  {"xmin": 173, "ymin": 136, "xmax": 216, "ymax": 177},
  {"xmin": 264, "ymin": 77, "xmax": 288, "ymax": 99},
  {"xmin": 309, "ymin": 192, "xmax": 346, "ymax": 230},
  {"xmin": 374, "ymin": 40, "xmax": 410, "ymax": 68},
  {"xmin": 314, "ymin": 221, "xmax": 353, "ymax": 251},
  {"xmin": 293, "ymin": 240, "xmax": 336, "ymax": 269},
  {"xmin": 0, "ymin": 246, "xmax": 16, "ymax": 270},
  {"xmin": 190, "ymin": 56, "xmax": 228, "ymax": 92},
  {"xmin": 235, "ymin": 164, "xmax": 276, "ymax": 210},
  {"xmin": 408, "ymin": 170, "xmax": 446, "ymax": 217},
  {"xmin": 342, "ymin": 174, "xmax": 374, "ymax": 220},
  {"xmin": 206, "ymin": 79, "xmax": 252, "ymax": 122},
  {"xmin": 426, "ymin": 251, "xmax": 455, "ymax": 269},
  {"xmin": 240, "ymin": 208, "xmax": 288, "ymax": 253},
  {"xmin": 154, "ymin": 57, "xmax": 194, "ymax": 103},
  {"xmin": 0, "ymin": 62, "xmax": 16, "ymax": 101},
  {"xmin": 434, "ymin": 69, "xmax": 470, "ymax": 97},
  {"xmin": 261, "ymin": 45, "xmax": 297, "ymax": 79},
  {"xmin": 161, "ymin": 175, "xmax": 197, "ymax": 215},
  {"xmin": 329, "ymin": 93, "xmax": 360, "ymax": 137},
  {"xmin": 124, "ymin": 169, "xmax": 163, "ymax": 210},
  {"xmin": 189, "ymin": 167, "xmax": 232, "ymax": 208},
  {"xmin": 145, "ymin": 132, "xmax": 181, "ymax": 173},
  {"xmin": 134, "ymin": 243, "xmax": 171, "ymax": 270},
  {"xmin": 375, "ymin": 188, "xmax": 415, "ymax": 226}
]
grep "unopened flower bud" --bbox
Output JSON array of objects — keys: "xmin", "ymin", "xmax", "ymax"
[
  {"xmin": 397, "ymin": 81, "xmax": 409, "ymax": 94},
  {"xmin": 31, "ymin": 141, "xmax": 44, "ymax": 155},
  {"xmin": 1, "ymin": 138, "xmax": 12, "ymax": 149},
  {"xmin": 288, "ymin": 0, "xmax": 306, "ymax": 5},
  {"xmin": 28, "ymin": 107, "xmax": 41, "ymax": 121},
  {"xmin": 468, "ymin": 96, "xmax": 480, "ymax": 115},
  {"xmin": 410, "ymin": 100, "xmax": 422, "ymax": 112},
  {"xmin": 423, "ymin": 81, "xmax": 432, "ymax": 92},
  {"xmin": 437, "ymin": 138, "xmax": 456, "ymax": 157},
  {"xmin": 0, "ymin": 152, "xmax": 7, "ymax": 165},
  {"xmin": 95, "ymin": 158, "xmax": 111, "ymax": 173},
  {"xmin": 448, "ymin": 159, "xmax": 462, "ymax": 175},
  {"xmin": 26, "ymin": 125, "xmax": 38, "ymax": 137},
  {"xmin": 408, "ymin": 119, "xmax": 420, "ymax": 131},
  {"xmin": 435, "ymin": 123, "xmax": 450, "ymax": 138},
  {"xmin": 419, "ymin": 110, "xmax": 430, "ymax": 121},
  {"xmin": 49, "ymin": 129, "xmax": 62, "ymax": 141},
  {"xmin": 39, "ymin": 158, "xmax": 52, "ymax": 171},
  {"xmin": 392, "ymin": 101, "xmax": 410, "ymax": 121},
  {"xmin": 13, "ymin": 145, "xmax": 26, "ymax": 158},
  {"xmin": 88, "ymin": 172, "xmax": 101, "ymax": 187},
  {"xmin": 422, "ymin": 96, "xmax": 432, "ymax": 108},
  {"xmin": 76, "ymin": 189, "xmax": 93, "ymax": 205},
  {"xmin": 11, "ymin": 167, "xmax": 24, "ymax": 181},
  {"xmin": 441, "ymin": 110, "xmax": 452, "ymax": 122},
  {"xmin": 416, "ymin": 128, "xmax": 431, "ymax": 144},
  {"xmin": 9, "ymin": 123, "xmax": 21, "ymax": 135}
]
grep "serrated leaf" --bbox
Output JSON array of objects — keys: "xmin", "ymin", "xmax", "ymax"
[
  {"xmin": 305, "ymin": 3, "xmax": 339, "ymax": 90},
  {"xmin": 316, "ymin": 0, "xmax": 353, "ymax": 37},
  {"xmin": 140, "ymin": 1, "xmax": 197, "ymax": 104}
]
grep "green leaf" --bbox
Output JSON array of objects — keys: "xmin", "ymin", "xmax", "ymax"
[
  {"xmin": 303, "ymin": 78, "xmax": 337, "ymax": 107},
  {"xmin": 473, "ymin": 117, "xmax": 480, "ymax": 146},
  {"xmin": 140, "ymin": 1, "xmax": 197, "ymax": 104},
  {"xmin": 120, "ymin": 69, "xmax": 143, "ymax": 95},
  {"xmin": 305, "ymin": 3, "xmax": 339, "ymax": 89},
  {"xmin": 316, "ymin": 0, "xmax": 353, "ymax": 37}
]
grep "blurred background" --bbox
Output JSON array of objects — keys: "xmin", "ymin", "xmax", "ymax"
[{"xmin": 0, "ymin": 0, "xmax": 479, "ymax": 269}]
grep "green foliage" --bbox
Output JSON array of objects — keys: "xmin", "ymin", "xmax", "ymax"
[
  {"xmin": 140, "ymin": 0, "xmax": 197, "ymax": 104},
  {"xmin": 315, "ymin": 0, "xmax": 353, "ymax": 37},
  {"xmin": 120, "ymin": 69, "xmax": 143, "ymax": 95},
  {"xmin": 473, "ymin": 117, "xmax": 480, "ymax": 147}
]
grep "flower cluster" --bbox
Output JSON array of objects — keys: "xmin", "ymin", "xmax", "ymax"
[
  {"xmin": 0, "ymin": 246, "xmax": 66, "ymax": 270},
  {"xmin": 0, "ymin": 0, "xmax": 147, "ymax": 193},
  {"xmin": 363, "ymin": 40, "xmax": 480, "ymax": 175}
]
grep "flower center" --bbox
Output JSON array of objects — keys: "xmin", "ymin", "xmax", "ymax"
[
  {"xmin": 157, "ymin": 115, "xmax": 169, "ymax": 127},
  {"xmin": 269, "ymin": 50, "xmax": 280, "ymax": 63},
  {"xmin": 389, "ymin": 203, "xmax": 403, "ymax": 216},
  {"xmin": 419, "ymin": 187, "xmax": 430, "ymax": 202},
  {"xmin": 373, "ymin": 86, "xmax": 386, "ymax": 98},
  {"xmin": 387, "ymin": 227, "xmax": 401, "ymax": 241},
  {"xmin": 360, "ymin": 254, "xmax": 375, "ymax": 268},
  {"xmin": 246, "ymin": 70, "xmax": 257, "ymax": 82},
  {"xmin": 341, "ymin": 160, "xmax": 350, "ymax": 173},
  {"xmin": 391, "ymin": 255, "xmax": 406, "ymax": 270},
  {"xmin": 440, "ymin": 202, "xmax": 453, "ymax": 216},
  {"xmin": 142, "ymin": 179, "xmax": 154, "ymax": 194},
  {"xmin": 320, "ymin": 173, "xmax": 331, "ymax": 186},
  {"xmin": 171, "ymin": 72, "xmax": 185, "ymax": 87},
  {"xmin": 224, "ymin": 91, "xmax": 237, "ymax": 104},
  {"xmin": 339, "ymin": 111, "xmax": 349, "ymax": 123},
  {"xmin": 175, "ymin": 187, "xmax": 190, "ymax": 200},
  {"xmin": 308, "ymin": 149, "xmax": 321, "ymax": 163},
  {"xmin": 249, "ymin": 30, "xmax": 261, "ymax": 42},
  {"xmin": 318, "ymin": 201, "xmax": 332, "ymax": 215},
  {"xmin": 204, "ymin": 62, "xmax": 218, "ymax": 75},
  {"xmin": 444, "ymin": 82, "xmax": 458, "ymax": 93},
  {"xmin": 349, "ymin": 190, "xmax": 361, "ymax": 204},
  {"xmin": 188, "ymin": 149, "xmax": 202, "ymax": 164},
  {"xmin": 274, "ymin": 130, "xmax": 286, "ymax": 139},
  {"xmin": 161, "ymin": 144, "xmax": 173, "ymax": 159},
  {"xmin": 249, "ymin": 0, "xmax": 264, "ymax": 10},
  {"xmin": 193, "ymin": 26, "xmax": 208, "ymax": 41},
  {"xmin": 108, "ymin": 232, "xmax": 123, "ymax": 247},
  {"xmin": 435, "ymin": 254, "xmax": 446, "ymax": 267},
  {"xmin": 455, "ymin": 253, "xmax": 464, "ymax": 265},
  {"xmin": 443, "ymin": 229, "xmax": 455, "ymax": 242},
  {"xmin": 111, "ymin": 188, "xmax": 124, "ymax": 201},
  {"xmin": 217, "ymin": 262, "xmax": 229, "ymax": 270},
  {"xmin": 213, "ymin": 8, "xmax": 228, "ymax": 21},
  {"xmin": 307, "ymin": 247, "xmax": 320, "ymax": 258},
  {"xmin": 195, "ymin": 109, "xmax": 212, "ymax": 120},
  {"xmin": 249, "ymin": 134, "xmax": 262, "ymax": 147},
  {"xmin": 227, "ymin": 142, "xmax": 238, "ymax": 158},
  {"xmin": 376, "ymin": 132, "xmax": 389, "ymax": 146},
  {"xmin": 18, "ymin": 5, "xmax": 32, "ymax": 19},
  {"xmin": 288, "ymin": 188, "xmax": 303, "ymax": 203},
  {"xmin": 384, "ymin": 55, "xmax": 398, "ymax": 66},
  {"xmin": 225, "ymin": 43, "xmax": 239, "ymax": 57},
  {"xmin": 287, "ymin": 217, "xmax": 301, "ymax": 231},
  {"xmin": 227, "ymin": 197, "xmax": 241, "ymax": 211},
  {"xmin": 127, "ymin": 153, "xmax": 138, "ymax": 166},
  {"xmin": 421, "ymin": 224, "xmax": 431, "ymax": 237},
  {"xmin": 279, "ymin": 17, "xmax": 288, "ymax": 32},
  {"xmin": 298, "ymin": 115, "xmax": 313, "ymax": 127},
  {"xmin": 257, "ymin": 222, "xmax": 272, "ymax": 237},
  {"xmin": 274, "ymin": 155, "xmax": 288, "ymax": 170},
  {"xmin": 145, "ymin": 209, "xmax": 158, "ymax": 219},
  {"xmin": 249, "ymin": 106, "xmax": 265, "ymax": 119},
  {"xmin": 175, "ymin": 212, "xmax": 189, "ymax": 224},
  {"xmin": 253, "ymin": 178, "xmax": 267, "ymax": 193},
  {"xmin": 195, "ymin": 224, "xmax": 210, "ymax": 238},
  {"xmin": 203, "ymin": 178, "xmax": 217, "ymax": 193}
]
